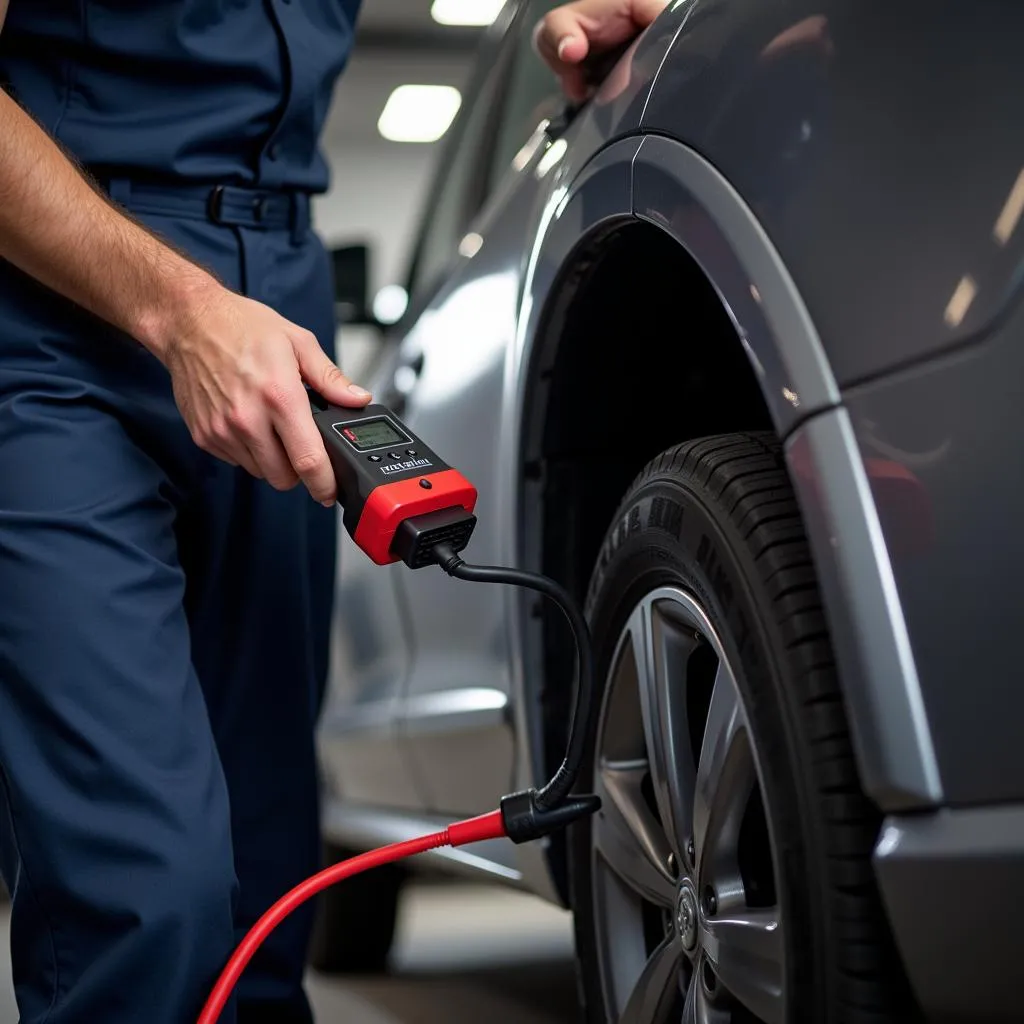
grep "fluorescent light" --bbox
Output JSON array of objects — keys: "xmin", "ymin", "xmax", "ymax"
[
  {"xmin": 431, "ymin": 0, "xmax": 504, "ymax": 27},
  {"xmin": 378, "ymin": 85, "xmax": 461, "ymax": 143}
]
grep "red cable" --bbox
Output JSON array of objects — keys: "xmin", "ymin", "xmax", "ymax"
[{"xmin": 196, "ymin": 809, "xmax": 506, "ymax": 1024}]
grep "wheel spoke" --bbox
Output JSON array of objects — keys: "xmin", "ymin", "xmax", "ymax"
[
  {"xmin": 683, "ymin": 972, "xmax": 731, "ymax": 1024},
  {"xmin": 595, "ymin": 760, "xmax": 676, "ymax": 908},
  {"xmin": 619, "ymin": 934, "xmax": 684, "ymax": 1024},
  {"xmin": 693, "ymin": 662, "xmax": 754, "ymax": 878},
  {"xmin": 683, "ymin": 978, "xmax": 697, "ymax": 1024},
  {"xmin": 704, "ymin": 908, "xmax": 785, "ymax": 1024},
  {"xmin": 635, "ymin": 599, "xmax": 701, "ymax": 860}
]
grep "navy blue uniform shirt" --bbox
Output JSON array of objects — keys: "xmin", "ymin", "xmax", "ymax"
[{"xmin": 0, "ymin": 0, "xmax": 363, "ymax": 192}]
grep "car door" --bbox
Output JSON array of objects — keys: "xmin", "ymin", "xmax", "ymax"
[
  {"xmin": 321, "ymin": 5, "xmax": 524, "ymax": 817},
  {"xmin": 389, "ymin": 0, "xmax": 571, "ymax": 817}
]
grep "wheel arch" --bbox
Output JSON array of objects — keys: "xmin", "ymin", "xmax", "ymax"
[{"xmin": 507, "ymin": 135, "xmax": 941, "ymax": 898}]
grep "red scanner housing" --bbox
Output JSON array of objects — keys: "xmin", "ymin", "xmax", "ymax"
[
  {"xmin": 354, "ymin": 469, "xmax": 477, "ymax": 564},
  {"xmin": 312, "ymin": 400, "xmax": 478, "ymax": 565}
]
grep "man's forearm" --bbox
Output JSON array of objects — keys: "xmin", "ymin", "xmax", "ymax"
[{"xmin": 0, "ymin": 89, "xmax": 216, "ymax": 362}]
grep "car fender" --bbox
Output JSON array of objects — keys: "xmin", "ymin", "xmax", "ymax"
[
  {"xmin": 509, "ymin": 130, "xmax": 942, "ymax": 817},
  {"xmin": 632, "ymin": 134, "xmax": 943, "ymax": 812}
]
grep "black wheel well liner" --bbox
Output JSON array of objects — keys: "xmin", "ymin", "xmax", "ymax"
[{"xmin": 518, "ymin": 217, "xmax": 774, "ymax": 902}]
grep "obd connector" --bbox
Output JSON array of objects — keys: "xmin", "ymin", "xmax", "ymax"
[{"xmin": 392, "ymin": 507, "xmax": 477, "ymax": 570}]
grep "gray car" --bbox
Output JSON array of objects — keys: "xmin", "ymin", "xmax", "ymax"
[{"xmin": 314, "ymin": 2, "xmax": 1024, "ymax": 1022}]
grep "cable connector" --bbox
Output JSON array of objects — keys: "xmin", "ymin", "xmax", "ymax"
[
  {"xmin": 392, "ymin": 509, "xmax": 477, "ymax": 569},
  {"xmin": 500, "ymin": 789, "xmax": 601, "ymax": 845}
]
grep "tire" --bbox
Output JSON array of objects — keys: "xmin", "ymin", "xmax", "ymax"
[
  {"xmin": 307, "ymin": 841, "xmax": 405, "ymax": 975},
  {"xmin": 570, "ymin": 433, "xmax": 916, "ymax": 1023}
]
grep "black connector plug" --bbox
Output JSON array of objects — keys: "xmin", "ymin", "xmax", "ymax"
[
  {"xmin": 392, "ymin": 507, "xmax": 477, "ymax": 569},
  {"xmin": 500, "ymin": 789, "xmax": 601, "ymax": 844}
]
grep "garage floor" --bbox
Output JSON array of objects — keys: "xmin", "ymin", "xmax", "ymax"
[{"xmin": 0, "ymin": 882, "xmax": 580, "ymax": 1023}]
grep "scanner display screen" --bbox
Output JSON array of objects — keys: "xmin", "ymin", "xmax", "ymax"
[{"xmin": 338, "ymin": 417, "xmax": 405, "ymax": 451}]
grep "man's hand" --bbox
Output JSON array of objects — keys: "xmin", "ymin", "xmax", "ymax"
[
  {"xmin": 0, "ymin": 87, "xmax": 371, "ymax": 506},
  {"xmin": 535, "ymin": 0, "xmax": 670, "ymax": 102},
  {"xmin": 155, "ymin": 284, "xmax": 370, "ymax": 505}
]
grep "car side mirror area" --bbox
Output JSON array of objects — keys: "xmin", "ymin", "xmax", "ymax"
[{"xmin": 330, "ymin": 243, "xmax": 377, "ymax": 327}]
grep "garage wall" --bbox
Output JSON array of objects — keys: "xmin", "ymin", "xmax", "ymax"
[{"xmin": 314, "ymin": 141, "xmax": 436, "ymax": 294}]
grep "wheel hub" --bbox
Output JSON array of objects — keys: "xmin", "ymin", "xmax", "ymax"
[{"xmin": 677, "ymin": 884, "xmax": 699, "ymax": 952}]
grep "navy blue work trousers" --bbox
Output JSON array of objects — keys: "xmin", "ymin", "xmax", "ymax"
[{"xmin": 0, "ymin": 186, "xmax": 337, "ymax": 1023}]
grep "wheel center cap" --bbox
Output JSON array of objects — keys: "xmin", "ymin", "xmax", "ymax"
[{"xmin": 677, "ymin": 885, "xmax": 698, "ymax": 951}]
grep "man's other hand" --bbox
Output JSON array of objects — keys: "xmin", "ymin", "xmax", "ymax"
[
  {"xmin": 535, "ymin": 0, "xmax": 670, "ymax": 103},
  {"xmin": 159, "ymin": 284, "xmax": 371, "ymax": 506}
]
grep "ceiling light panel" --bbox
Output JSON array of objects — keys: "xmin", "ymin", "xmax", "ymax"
[
  {"xmin": 378, "ymin": 84, "xmax": 462, "ymax": 143},
  {"xmin": 431, "ymin": 0, "xmax": 505, "ymax": 27}
]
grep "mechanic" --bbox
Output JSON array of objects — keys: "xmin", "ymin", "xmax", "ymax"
[{"xmin": 0, "ymin": 0, "xmax": 667, "ymax": 1021}]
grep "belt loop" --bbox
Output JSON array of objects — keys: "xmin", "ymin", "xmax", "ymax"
[
  {"xmin": 290, "ymin": 193, "xmax": 310, "ymax": 246},
  {"xmin": 207, "ymin": 185, "xmax": 227, "ymax": 225},
  {"xmin": 107, "ymin": 178, "xmax": 131, "ymax": 209}
]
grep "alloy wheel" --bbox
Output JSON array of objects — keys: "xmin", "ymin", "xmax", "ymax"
[{"xmin": 591, "ymin": 586, "xmax": 785, "ymax": 1024}]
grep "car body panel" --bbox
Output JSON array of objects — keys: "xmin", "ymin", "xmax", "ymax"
[
  {"xmin": 843, "ymin": 301, "xmax": 1024, "ymax": 806},
  {"xmin": 874, "ymin": 804, "xmax": 1024, "ymax": 1022},
  {"xmin": 388, "ymin": 175, "xmax": 532, "ymax": 818},
  {"xmin": 642, "ymin": 0, "xmax": 1024, "ymax": 386},
  {"xmin": 319, "ymin": 522, "xmax": 423, "ymax": 809}
]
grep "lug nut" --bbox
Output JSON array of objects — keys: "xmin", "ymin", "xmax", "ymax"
[
  {"xmin": 686, "ymin": 838, "xmax": 695, "ymax": 863},
  {"xmin": 702, "ymin": 886, "xmax": 717, "ymax": 916}
]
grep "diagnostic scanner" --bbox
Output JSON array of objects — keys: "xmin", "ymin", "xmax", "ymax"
[{"xmin": 310, "ymin": 394, "xmax": 478, "ymax": 567}]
